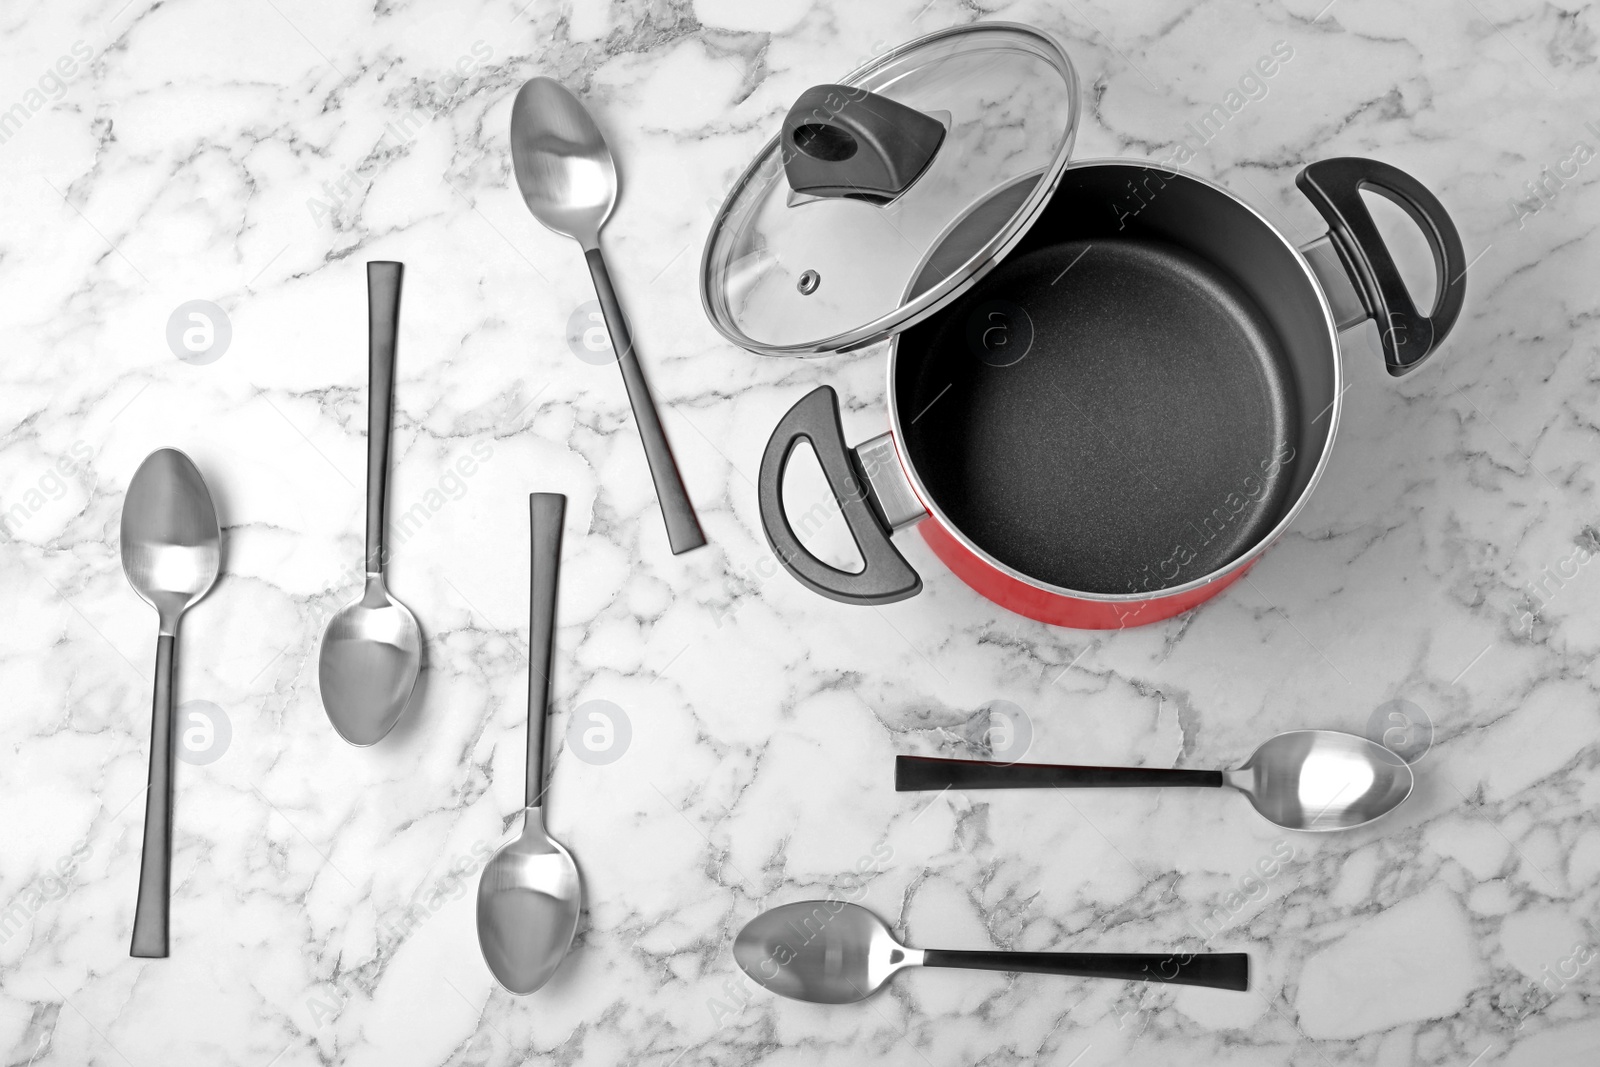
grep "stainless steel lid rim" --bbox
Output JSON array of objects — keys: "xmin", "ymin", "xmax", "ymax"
[{"xmin": 700, "ymin": 21, "xmax": 1081, "ymax": 356}]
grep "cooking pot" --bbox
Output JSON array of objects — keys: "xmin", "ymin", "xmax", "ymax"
[{"xmin": 701, "ymin": 24, "xmax": 1466, "ymax": 629}]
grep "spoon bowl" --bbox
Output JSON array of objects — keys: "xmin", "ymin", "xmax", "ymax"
[
  {"xmin": 317, "ymin": 578, "xmax": 421, "ymax": 746},
  {"xmin": 1228, "ymin": 729, "xmax": 1413, "ymax": 831},
  {"xmin": 734, "ymin": 901, "xmax": 905, "ymax": 1004},
  {"xmin": 477, "ymin": 807, "xmax": 582, "ymax": 995},
  {"xmin": 510, "ymin": 77, "xmax": 616, "ymax": 246},
  {"xmin": 122, "ymin": 449, "xmax": 221, "ymax": 623}
]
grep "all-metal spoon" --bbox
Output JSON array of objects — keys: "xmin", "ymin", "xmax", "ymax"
[
  {"xmin": 896, "ymin": 729, "xmax": 1413, "ymax": 831},
  {"xmin": 120, "ymin": 447, "xmax": 221, "ymax": 957},
  {"xmin": 509, "ymin": 77, "xmax": 705, "ymax": 555},
  {"xmin": 735, "ymin": 901, "xmax": 1249, "ymax": 1004},
  {"xmin": 318, "ymin": 261, "xmax": 422, "ymax": 747},
  {"xmin": 477, "ymin": 493, "xmax": 582, "ymax": 995}
]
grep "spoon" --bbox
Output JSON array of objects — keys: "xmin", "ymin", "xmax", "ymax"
[
  {"xmin": 735, "ymin": 901, "xmax": 1248, "ymax": 1003},
  {"xmin": 120, "ymin": 447, "xmax": 221, "ymax": 957},
  {"xmin": 896, "ymin": 729, "xmax": 1413, "ymax": 831},
  {"xmin": 318, "ymin": 261, "xmax": 422, "ymax": 746},
  {"xmin": 477, "ymin": 492, "xmax": 582, "ymax": 995},
  {"xmin": 509, "ymin": 77, "xmax": 704, "ymax": 556}
]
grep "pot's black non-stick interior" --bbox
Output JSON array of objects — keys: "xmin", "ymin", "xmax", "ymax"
[{"xmin": 897, "ymin": 165, "xmax": 1334, "ymax": 596}]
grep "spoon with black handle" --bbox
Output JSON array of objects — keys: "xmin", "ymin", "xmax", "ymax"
[
  {"xmin": 736, "ymin": 902, "xmax": 1248, "ymax": 1003},
  {"xmin": 508, "ymin": 77, "xmax": 704, "ymax": 555},
  {"xmin": 317, "ymin": 262, "xmax": 423, "ymax": 746},
  {"xmin": 897, "ymin": 730, "xmax": 1414, "ymax": 831},
  {"xmin": 120, "ymin": 448, "xmax": 221, "ymax": 957},
  {"xmin": 476, "ymin": 493, "xmax": 582, "ymax": 995}
]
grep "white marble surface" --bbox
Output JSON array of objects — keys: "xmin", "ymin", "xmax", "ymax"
[{"xmin": 3, "ymin": 0, "xmax": 1599, "ymax": 1064}]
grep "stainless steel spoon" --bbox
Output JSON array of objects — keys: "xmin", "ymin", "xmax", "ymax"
[
  {"xmin": 477, "ymin": 493, "xmax": 582, "ymax": 995},
  {"xmin": 897, "ymin": 729, "xmax": 1413, "ymax": 831},
  {"xmin": 736, "ymin": 901, "xmax": 1249, "ymax": 1004},
  {"xmin": 318, "ymin": 261, "xmax": 422, "ymax": 746},
  {"xmin": 120, "ymin": 447, "xmax": 221, "ymax": 957},
  {"xmin": 509, "ymin": 77, "xmax": 704, "ymax": 555}
]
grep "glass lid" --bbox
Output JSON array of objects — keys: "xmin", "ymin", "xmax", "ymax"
[{"xmin": 700, "ymin": 22, "xmax": 1080, "ymax": 356}]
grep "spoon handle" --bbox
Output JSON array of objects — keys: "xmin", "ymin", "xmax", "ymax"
[
  {"xmin": 366, "ymin": 261, "xmax": 403, "ymax": 574},
  {"xmin": 130, "ymin": 633, "xmax": 176, "ymax": 958},
  {"xmin": 922, "ymin": 949, "xmax": 1249, "ymax": 991},
  {"xmin": 583, "ymin": 248, "xmax": 706, "ymax": 555},
  {"xmin": 526, "ymin": 493, "xmax": 566, "ymax": 809},
  {"xmin": 896, "ymin": 755, "xmax": 1225, "ymax": 791}
]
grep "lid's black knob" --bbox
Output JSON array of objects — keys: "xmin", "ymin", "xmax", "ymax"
[{"xmin": 781, "ymin": 85, "xmax": 945, "ymax": 205}]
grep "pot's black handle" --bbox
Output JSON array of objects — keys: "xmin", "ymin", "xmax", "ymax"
[
  {"xmin": 757, "ymin": 386, "xmax": 921, "ymax": 605},
  {"xmin": 782, "ymin": 85, "xmax": 945, "ymax": 204},
  {"xmin": 1296, "ymin": 158, "xmax": 1467, "ymax": 375}
]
